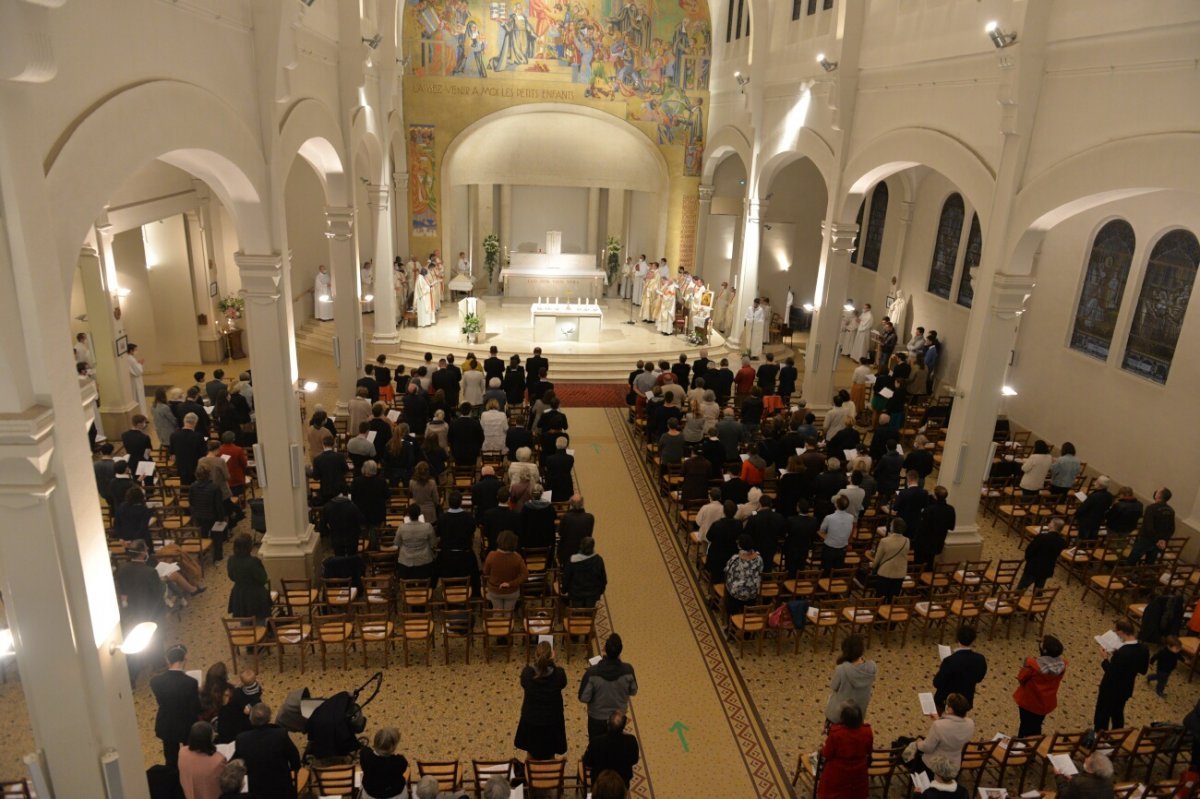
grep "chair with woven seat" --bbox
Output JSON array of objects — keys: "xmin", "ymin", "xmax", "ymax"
[
  {"xmin": 313, "ymin": 612, "xmax": 355, "ymax": 671},
  {"xmin": 441, "ymin": 576, "xmax": 472, "ymax": 607},
  {"xmin": 398, "ymin": 579, "xmax": 433, "ymax": 612},
  {"xmin": 875, "ymin": 595, "xmax": 917, "ymax": 648},
  {"xmin": 309, "ymin": 762, "xmax": 359, "ymax": 799},
  {"xmin": 867, "ymin": 746, "xmax": 905, "ymax": 799},
  {"xmin": 958, "ymin": 739, "xmax": 1000, "ymax": 793},
  {"xmin": 399, "ymin": 612, "xmax": 435, "ymax": 666},
  {"xmin": 1018, "ymin": 587, "xmax": 1060, "ymax": 638},
  {"xmin": 985, "ymin": 734, "xmax": 1044, "ymax": 796},
  {"xmin": 268, "ymin": 615, "xmax": 311, "ymax": 674},
  {"xmin": 919, "ymin": 561, "xmax": 959, "ymax": 591},
  {"xmin": 802, "ymin": 597, "xmax": 850, "ymax": 652},
  {"xmin": 361, "ymin": 574, "xmax": 396, "ymax": 616},
  {"xmin": 481, "ymin": 608, "xmax": 515, "ymax": 663},
  {"xmin": 0, "ymin": 781, "xmax": 33, "ymax": 799},
  {"xmin": 913, "ymin": 589, "xmax": 955, "ymax": 644},
  {"xmin": 817, "ymin": 567, "xmax": 855, "ymax": 597},
  {"xmin": 728, "ymin": 603, "xmax": 771, "ymax": 656},
  {"xmin": 471, "ymin": 760, "xmax": 515, "ymax": 799},
  {"xmin": 563, "ymin": 606, "xmax": 598, "ymax": 661},
  {"xmin": 222, "ymin": 616, "xmax": 268, "ymax": 673},
  {"xmin": 417, "ymin": 760, "xmax": 462, "ymax": 792},
  {"xmin": 1120, "ymin": 724, "xmax": 1182, "ymax": 782},
  {"xmin": 441, "ymin": 603, "xmax": 474, "ymax": 665},
  {"xmin": 984, "ymin": 559, "xmax": 1024, "ymax": 590},
  {"xmin": 525, "ymin": 758, "xmax": 567, "ymax": 798},
  {"xmin": 783, "ymin": 569, "xmax": 820, "ymax": 600},
  {"xmin": 1033, "ymin": 730, "xmax": 1088, "ymax": 789},
  {"xmin": 357, "ymin": 611, "xmax": 395, "ymax": 668},
  {"xmin": 982, "ymin": 588, "xmax": 1022, "ymax": 639},
  {"xmin": 1083, "ymin": 564, "xmax": 1137, "ymax": 612},
  {"xmin": 840, "ymin": 596, "xmax": 882, "ymax": 647},
  {"xmin": 952, "ymin": 559, "xmax": 991, "ymax": 588},
  {"xmin": 522, "ymin": 604, "xmax": 556, "ymax": 663},
  {"xmin": 946, "ymin": 587, "xmax": 990, "ymax": 631},
  {"xmin": 280, "ymin": 578, "xmax": 319, "ymax": 620}
]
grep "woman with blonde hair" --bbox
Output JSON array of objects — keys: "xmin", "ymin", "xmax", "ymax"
[
  {"xmin": 359, "ymin": 727, "xmax": 409, "ymax": 799},
  {"xmin": 514, "ymin": 640, "xmax": 568, "ymax": 760}
]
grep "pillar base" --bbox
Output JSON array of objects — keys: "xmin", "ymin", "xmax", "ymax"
[
  {"xmin": 259, "ymin": 525, "xmax": 319, "ymax": 585},
  {"xmin": 199, "ymin": 338, "xmax": 224, "ymax": 363},
  {"xmin": 98, "ymin": 402, "xmax": 138, "ymax": 438},
  {"xmin": 940, "ymin": 523, "xmax": 984, "ymax": 563},
  {"xmin": 371, "ymin": 331, "xmax": 401, "ymax": 345}
]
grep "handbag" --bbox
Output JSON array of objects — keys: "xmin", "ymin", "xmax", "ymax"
[{"xmin": 768, "ymin": 604, "xmax": 787, "ymax": 628}]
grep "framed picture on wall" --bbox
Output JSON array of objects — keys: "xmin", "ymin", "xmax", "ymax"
[
  {"xmin": 115, "ymin": 335, "xmax": 129, "ymax": 357},
  {"xmin": 209, "ymin": 281, "xmax": 218, "ymax": 297}
]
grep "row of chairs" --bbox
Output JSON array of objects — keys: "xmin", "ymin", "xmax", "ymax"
[{"xmin": 304, "ymin": 755, "xmax": 592, "ymax": 799}]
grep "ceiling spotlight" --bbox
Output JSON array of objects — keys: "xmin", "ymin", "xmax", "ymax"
[
  {"xmin": 363, "ymin": 34, "xmax": 382, "ymax": 50},
  {"xmin": 985, "ymin": 21, "xmax": 1017, "ymax": 49},
  {"xmin": 734, "ymin": 71, "xmax": 750, "ymax": 94},
  {"xmin": 816, "ymin": 53, "xmax": 838, "ymax": 72},
  {"xmin": 110, "ymin": 621, "xmax": 157, "ymax": 655},
  {"xmin": 302, "ymin": 380, "xmax": 319, "ymax": 392},
  {"xmin": 1001, "ymin": 385, "xmax": 1018, "ymax": 397}
]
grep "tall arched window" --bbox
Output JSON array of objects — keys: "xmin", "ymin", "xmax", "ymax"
[
  {"xmin": 861, "ymin": 182, "xmax": 889, "ymax": 272},
  {"xmin": 849, "ymin": 200, "xmax": 865, "ymax": 264},
  {"xmin": 927, "ymin": 193, "xmax": 964, "ymax": 300},
  {"xmin": 956, "ymin": 214, "xmax": 982, "ymax": 308},
  {"xmin": 1069, "ymin": 219, "xmax": 1135, "ymax": 360},
  {"xmin": 1122, "ymin": 228, "xmax": 1200, "ymax": 384}
]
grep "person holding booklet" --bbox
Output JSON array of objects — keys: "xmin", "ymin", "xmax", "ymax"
[
  {"xmin": 1052, "ymin": 751, "xmax": 1115, "ymax": 799},
  {"xmin": 932, "ymin": 625, "xmax": 988, "ymax": 712},
  {"xmin": 914, "ymin": 754, "xmax": 968, "ymax": 798},
  {"xmin": 914, "ymin": 693, "xmax": 975, "ymax": 774},
  {"xmin": 1092, "ymin": 618, "xmax": 1149, "ymax": 730}
]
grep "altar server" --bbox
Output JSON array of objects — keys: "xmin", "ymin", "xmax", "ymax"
[
  {"xmin": 415, "ymin": 269, "xmax": 436, "ymax": 327},
  {"xmin": 125, "ymin": 343, "xmax": 147, "ymax": 416},
  {"xmin": 633, "ymin": 255, "xmax": 648, "ymax": 305},
  {"xmin": 851, "ymin": 302, "xmax": 873, "ymax": 361},
  {"xmin": 657, "ymin": 276, "xmax": 677, "ymax": 336},
  {"xmin": 314, "ymin": 264, "xmax": 334, "ymax": 321},
  {"xmin": 743, "ymin": 298, "xmax": 765, "ymax": 358}
]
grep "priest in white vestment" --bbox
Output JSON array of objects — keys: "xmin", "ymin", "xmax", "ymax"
[
  {"xmin": 851, "ymin": 303, "xmax": 873, "ymax": 360},
  {"xmin": 743, "ymin": 299, "xmax": 765, "ymax": 357},
  {"xmin": 838, "ymin": 305, "xmax": 857, "ymax": 356},
  {"xmin": 360, "ymin": 260, "xmax": 374, "ymax": 313},
  {"xmin": 415, "ymin": 269, "xmax": 436, "ymax": 327},
  {"xmin": 632, "ymin": 256, "xmax": 648, "ymax": 305},
  {"xmin": 314, "ymin": 264, "xmax": 334, "ymax": 320},
  {"xmin": 657, "ymin": 278, "xmax": 677, "ymax": 335},
  {"xmin": 620, "ymin": 257, "xmax": 634, "ymax": 299},
  {"xmin": 73, "ymin": 333, "xmax": 93, "ymax": 367},
  {"xmin": 641, "ymin": 266, "xmax": 659, "ymax": 321},
  {"xmin": 715, "ymin": 284, "xmax": 735, "ymax": 334},
  {"xmin": 124, "ymin": 343, "xmax": 146, "ymax": 416}
]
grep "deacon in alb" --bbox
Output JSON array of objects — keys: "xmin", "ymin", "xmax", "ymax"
[
  {"xmin": 415, "ymin": 268, "xmax": 436, "ymax": 327},
  {"xmin": 657, "ymin": 275, "xmax": 677, "ymax": 335},
  {"xmin": 314, "ymin": 264, "xmax": 334, "ymax": 320},
  {"xmin": 743, "ymin": 298, "xmax": 765, "ymax": 357},
  {"xmin": 851, "ymin": 302, "xmax": 873, "ymax": 361}
]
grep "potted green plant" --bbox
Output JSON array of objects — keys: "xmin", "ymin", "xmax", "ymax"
[
  {"xmin": 605, "ymin": 236, "xmax": 622, "ymax": 296},
  {"xmin": 461, "ymin": 312, "xmax": 482, "ymax": 343}
]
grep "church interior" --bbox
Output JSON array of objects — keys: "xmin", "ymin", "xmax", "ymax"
[{"xmin": 0, "ymin": 0, "xmax": 1198, "ymax": 797}]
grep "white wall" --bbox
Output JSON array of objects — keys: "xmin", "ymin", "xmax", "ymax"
[
  {"xmin": 760, "ymin": 158, "xmax": 827, "ymax": 312},
  {"xmin": 111, "ymin": 229, "xmax": 160, "ymax": 374},
  {"xmin": 702, "ymin": 214, "xmax": 736, "ymax": 284},
  {"xmin": 285, "ymin": 161, "xmax": 331, "ymax": 329},
  {"xmin": 511, "ymin": 185, "xmax": 589, "ymax": 253},
  {"xmin": 628, "ymin": 191, "xmax": 662, "ymax": 263},
  {"xmin": 143, "ymin": 215, "xmax": 201, "ymax": 364},
  {"xmin": 1009, "ymin": 192, "xmax": 1200, "ymax": 512}
]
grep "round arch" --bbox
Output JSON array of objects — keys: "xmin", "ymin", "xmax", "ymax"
[
  {"xmin": 839, "ymin": 127, "xmax": 995, "ymax": 223},
  {"xmin": 276, "ymin": 97, "xmax": 350, "ymax": 206},
  {"xmin": 701, "ymin": 125, "xmax": 753, "ymax": 185},
  {"xmin": 350, "ymin": 105, "xmax": 385, "ymax": 182},
  {"xmin": 45, "ymin": 80, "xmax": 273, "ymax": 289},
  {"xmin": 754, "ymin": 128, "xmax": 836, "ymax": 200}
]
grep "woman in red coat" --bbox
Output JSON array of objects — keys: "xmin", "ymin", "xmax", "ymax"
[
  {"xmin": 1013, "ymin": 634, "xmax": 1067, "ymax": 736},
  {"xmin": 818, "ymin": 701, "xmax": 873, "ymax": 799}
]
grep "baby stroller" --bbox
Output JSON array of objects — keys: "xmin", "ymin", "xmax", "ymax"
[{"xmin": 277, "ymin": 671, "xmax": 383, "ymax": 763}]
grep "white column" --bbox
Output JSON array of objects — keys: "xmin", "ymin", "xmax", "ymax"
[
  {"xmin": 586, "ymin": 187, "xmax": 601, "ymax": 270},
  {"xmin": 802, "ymin": 220, "xmax": 859, "ymax": 413},
  {"xmin": 324, "ymin": 207, "xmax": 364, "ymax": 411},
  {"xmin": 367, "ymin": 185, "xmax": 399, "ymax": 343},
  {"xmin": 234, "ymin": 253, "xmax": 318, "ymax": 582},
  {"xmin": 728, "ymin": 197, "xmax": 767, "ymax": 346},
  {"xmin": 694, "ymin": 184, "xmax": 714, "ymax": 280},
  {"xmin": 392, "ymin": 171, "xmax": 410, "ymax": 262},
  {"xmin": 78, "ymin": 243, "xmax": 136, "ymax": 431},
  {"xmin": 937, "ymin": 273, "xmax": 1036, "ymax": 562}
]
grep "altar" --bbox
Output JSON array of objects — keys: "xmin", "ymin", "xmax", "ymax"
[
  {"xmin": 499, "ymin": 231, "xmax": 605, "ymax": 298},
  {"xmin": 530, "ymin": 301, "xmax": 603, "ymax": 343}
]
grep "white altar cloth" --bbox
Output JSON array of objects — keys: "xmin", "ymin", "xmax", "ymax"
[
  {"xmin": 530, "ymin": 301, "xmax": 603, "ymax": 343},
  {"xmin": 501, "ymin": 254, "xmax": 605, "ymax": 299}
]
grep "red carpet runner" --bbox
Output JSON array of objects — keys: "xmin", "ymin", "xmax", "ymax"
[{"xmin": 552, "ymin": 382, "xmax": 629, "ymax": 408}]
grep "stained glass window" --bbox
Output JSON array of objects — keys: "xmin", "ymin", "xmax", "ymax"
[
  {"xmin": 850, "ymin": 200, "xmax": 864, "ymax": 264},
  {"xmin": 861, "ymin": 182, "xmax": 888, "ymax": 272},
  {"xmin": 956, "ymin": 214, "xmax": 981, "ymax": 308},
  {"xmin": 1121, "ymin": 228, "xmax": 1199, "ymax": 384},
  {"xmin": 792, "ymin": 0, "xmax": 802, "ymax": 20},
  {"xmin": 735, "ymin": 0, "xmax": 745, "ymax": 39},
  {"xmin": 927, "ymin": 193, "xmax": 964, "ymax": 300},
  {"xmin": 727, "ymin": 0, "xmax": 735, "ymax": 41},
  {"xmin": 1069, "ymin": 220, "xmax": 1135, "ymax": 361}
]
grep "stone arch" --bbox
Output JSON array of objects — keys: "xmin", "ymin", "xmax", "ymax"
[
  {"xmin": 276, "ymin": 97, "xmax": 350, "ymax": 206},
  {"xmin": 701, "ymin": 125, "xmax": 753, "ymax": 185},
  {"xmin": 839, "ymin": 127, "xmax": 995, "ymax": 223},
  {"xmin": 45, "ymin": 80, "xmax": 273, "ymax": 289},
  {"xmin": 753, "ymin": 127, "xmax": 836, "ymax": 201}
]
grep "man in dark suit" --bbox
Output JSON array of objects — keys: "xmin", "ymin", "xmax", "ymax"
[
  {"xmin": 744, "ymin": 495, "xmax": 787, "ymax": 569},
  {"xmin": 671, "ymin": 354, "xmax": 690, "ymax": 388},
  {"xmin": 1093, "ymin": 618, "xmax": 1150, "ymax": 730},
  {"xmin": 471, "ymin": 466, "xmax": 502, "ymax": 520},
  {"xmin": 525, "ymin": 347, "xmax": 548, "ymax": 400},
  {"xmin": 122, "ymin": 415, "xmax": 154, "ymax": 474},
  {"xmin": 177, "ymin": 387, "xmax": 210, "ymax": 439},
  {"xmin": 933, "ymin": 625, "xmax": 988, "ymax": 711},
  {"xmin": 1074, "ymin": 476, "xmax": 1114, "ymax": 540},
  {"xmin": 107, "ymin": 460, "xmax": 136, "ymax": 510},
  {"xmin": 545, "ymin": 437, "xmax": 575, "ymax": 500},
  {"xmin": 311, "ymin": 435, "xmax": 349, "ymax": 502},
  {"xmin": 356, "ymin": 369, "xmax": 379, "ymax": 403},
  {"xmin": 505, "ymin": 425, "xmax": 533, "ymax": 462},
  {"xmin": 367, "ymin": 403, "xmax": 393, "ymax": 460},
  {"xmin": 442, "ymin": 353, "xmax": 463, "ymax": 407},
  {"xmin": 149, "ymin": 644, "xmax": 201, "ymax": 768},
  {"xmin": 582, "ymin": 711, "xmax": 641, "ymax": 790},
  {"xmin": 756, "ymin": 352, "xmax": 779, "ymax": 394},
  {"xmin": 448, "ymin": 402, "xmax": 485, "ymax": 465},
  {"xmin": 483, "ymin": 346, "xmax": 505, "ymax": 386},
  {"xmin": 1018, "ymin": 517, "xmax": 1068, "ymax": 591},
  {"xmin": 234, "ymin": 703, "xmax": 301, "ymax": 799},
  {"xmin": 401, "ymin": 383, "xmax": 429, "ymax": 436},
  {"xmin": 913, "ymin": 486, "xmax": 956, "ymax": 571},
  {"xmin": 170, "ymin": 414, "xmax": 208, "ymax": 486},
  {"xmin": 707, "ymin": 358, "xmax": 734, "ymax": 406},
  {"xmin": 557, "ymin": 495, "xmax": 595, "ymax": 570},
  {"xmin": 691, "ymin": 350, "xmax": 711, "ymax": 389},
  {"xmin": 480, "ymin": 486, "xmax": 522, "ymax": 551},
  {"xmin": 205, "ymin": 368, "xmax": 228, "ymax": 405}
]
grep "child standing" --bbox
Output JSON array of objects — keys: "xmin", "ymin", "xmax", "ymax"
[{"xmin": 1147, "ymin": 635, "xmax": 1183, "ymax": 698}]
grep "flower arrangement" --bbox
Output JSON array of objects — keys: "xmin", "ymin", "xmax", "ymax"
[
  {"xmin": 217, "ymin": 294, "xmax": 244, "ymax": 320},
  {"xmin": 605, "ymin": 236, "xmax": 622, "ymax": 285},
  {"xmin": 483, "ymin": 233, "xmax": 500, "ymax": 282},
  {"xmin": 461, "ymin": 312, "xmax": 482, "ymax": 334}
]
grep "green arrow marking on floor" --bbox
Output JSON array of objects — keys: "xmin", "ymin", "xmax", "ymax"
[
  {"xmin": 591, "ymin": 442, "xmax": 601, "ymax": 454},
  {"xmin": 669, "ymin": 721, "xmax": 690, "ymax": 752}
]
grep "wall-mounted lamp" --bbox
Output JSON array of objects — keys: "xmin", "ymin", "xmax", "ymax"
[
  {"xmin": 109, "ymin": 621, "xmax": 157, "ymax": 655},
  {"xmin": 816, "ymin": 53, "xmax": 838, "ymax": 72},
  {"xmin": 362, "ymin": 34, "xmax": 383, "ymax": 50},
  {"xmin": 0, "ymin": 629, "xmax": 13, "ymax": 658},
  {"xmin": 363, "ymin": 294, "xmax": 375, "ymax": 302},
  {"xmin": 985, "ymin": 21, "xmax": 1017, "ymax": 49},
  {"xmin": 114, "ymin": 285, "xmax": 131, "ymax": 298},
  {"xmin": 299, "ymin": 0, "xmax": 316, "ymax": 6},
  {"xmin": 302, "ymin": 380, "xmax": 319, "ymax": 392},
  {"xmin": 1001, "ymin": 385, "xmax": 1018, "ymax": 397},
  {"xmin": 734, "ymin": 71, "xmax": 750, "ymax": 94},
  {"xmin": 801, "ymin": 303, "xmax": 815, "ymax": 312},
  {"xmin": 843, "ymin": 302, "xmax": 856, "ymax": 312},
  {"xmin": 318, "ymin": 294, "xmax": 331, "ymax": 302}
]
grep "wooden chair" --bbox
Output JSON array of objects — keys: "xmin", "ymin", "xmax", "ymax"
[
  {"xmin": 728, "ymin": 603, "xmax": 771, "ymax": 656},
  {"xmin": 1018, "ymin": 587, "xmax": 1059, "ymax": 638},
  {"xmin": 525, "ymin": 758, "xmax": 567, "ymax": 798},
  {"xmin": 913, "ymin": 589, "xmax": 955, "ymax": 644},
  {"xmin": 817, "ymin": 567, "xmax": 855, "ymax": 597},
  {"xmin": 958, "ymin": 739, "xmax": 1000, "ymax": 793},
  {"xmin": 174, "ymin": 526, "xmax": 213, "ymax": 574},
  {"xmin": 441, "ymin": 576, "xmax": 472, "ymax": 607},
  {"xmin": 441, "ymin": 604, "xmax": 474, "ymax": 665},
  {"xmin": 417, "ymin": 760, "xmax": 462, "ymax": 792},
  {"xmin": 1084, "ymin": 564, "xmax": 1138, "ymax": 612},
  {"xmin": 398, "ymin": 579, "xmax": 433, "ymax": 612},
  {"xmin": 481, "ymin": 608, "xmax": 515, "ymax": 663},
  {"xmin": 1034, "ymin": 730, "xmax": 1089, "ymax": 790},
  {"xmin": 866, "ymin": 746, "xmax": 906, "ymax": 799},
  {"xmin": 268, "ymin": 615, "xmax": 311, "ymax": 674},
  {"xmin": 803, "ymin": 598, "xmax": 849, "ymax": 652},
  {"xmin": 471, "ymin": 760, "xmax": 515, "ymax": 799},
  {"xmin": 222, "ymin": 617, "xmax": 267, "ymax": 673},
  {"xmin": 309, "ymin": 763, "xmax": 358, "ymax": 798},
  {"xmin": 361, "ymin": 574, "xmax": 395, "ymax": 616},
  {"xmin": 946, "ymin": 587, "xmax": 990, "ymax": 631},
  {"xmin": 919, "ymin": 561, "xmax": 959, "ymax": 591},
  {"xmin": 952, "ymin": 559, "xmax": 992, "ymax": 588},
  {"xmin": 876, "ymin": 595, "xmax": 917, "ymax": 648},
  {"xmin": 840, "ymin": 596, "xmax": 881, "ymax": 647},
  {"xmin": 1120, "ymin": 724, "xmax": 1182, "ymax": 782},
  {"xmin": 399, "ymin": 612, "xmax": 435, "ymax": 666},
  {"xmin": 280, "ymin": 578, "xmax": 319, "ymax": 620},
  {"xmin": 522, "ymin": 604, "xmax": 557, "ymax": 663},
  {"xmin": 358, "ymin": 612, "xmax": 395, "ymax": 668},
  {"xmin": 985, "ymin": 734, "xmax": 1044, "ymax": 796},
  {"xmin": 313, "ymin": 612, "xmax": 355, "ymax": 671},
  {"xmin": 563, "ymin": 606, "xmax": 598, "ymax": 661},
  {"xmin": 982, "ymin": 588, "xmax": 1022, "ymax": 639}
]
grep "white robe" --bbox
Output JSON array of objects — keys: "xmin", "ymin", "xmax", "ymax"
[
  {"xmin": 717, "ymin": 289, "xmax": 736, "ymax": 334},
  {"xmin": 851, "ymin": 310, "xmax": 873, "ymax": 360},
  {"xmin": 74, "ymin": 341, "xmax": 93, "ymax": 367},
  {"xmin": 126, "ymin": 354, "xmax": 146, "ymax": 416},
  {"xmin": 657, "ymin": 284, "xmax": 677, "ymax": 334},
  {"xmin": 641, "ymin": 271, "xmax": 659, "ymax": 321},
  {"xmin": 743, "ymin": 305, "xmax": 765, "ymax": 357},
  {"xmin": 839, "ymin": 310, "xmax": 857, "ymax": 355},
  {"xmin": 415, "ymin": 274, "xmax": 436, "ymax": 327},
  {"xmin": 632, "ymin": 260, "xmax": 647, "ymax": 304},
  {"xmin": 360, "ymin": 265, "xmax": 374, "ymax": 312},
  {"xmin": 314, "ymin": 272, "xmax": 334, "ymax": 320}
]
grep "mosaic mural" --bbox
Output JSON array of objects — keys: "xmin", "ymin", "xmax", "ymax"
[{"xmin": 408, "ymin": 124, "xmax": 439, "ymax": 238}]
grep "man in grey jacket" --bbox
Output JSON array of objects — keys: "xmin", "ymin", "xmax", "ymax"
[{"xmin": 579, "ymin": 633, "xmax": 638, "ymax": 739}]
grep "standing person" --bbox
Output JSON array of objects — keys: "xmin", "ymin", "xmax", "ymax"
[
  {"xmin": 359, "ymin": 727, "xmax": 409, "ymax": 799},
  {"xmin": 1018, "ymin": 517, "xmax": 1068, "ymax": 592},
  {"xmin": 393, "ymin": 504, "xmax": 437, "ymax": 583},
  {"xmin": 153, "ymin": 387, "xmax": 180, "ymax": 446},
  {"xmin": 408, "ymin": 461, "xmax": 440, "ymax": 524},
  {"xmin": 1013, "ymin": 635, "xmax": 1067, "ymax": 736},
  {"xmin": 1074, "ymin": 476, "xmax": 1114, "ymax": 540},
  {"xmin": 817, "ymin": 702, "xmax": 873, "ymax": 799},
  {"xmin": 216, "ymin": 670, "xmax": 262, "ymax": 745},
  {"xmin": 778, "ymin": 356, "xmax": 798, "ymax": 403},
  {"xmin": 514, "ymin": 641, "xmax": 569, "ymax": 761},
  {"xmin": 125, "ymin": 342, "xmax": 147, "ymax": 415},
  {"xmin": 582, "ymin": 711, "xmax": 640, "ymax": 791},
  {"xmin": 933, "ymin": 626, "xmax": 988, "ymax": 711},
  {"xmin": 178, "ymin": 721, "xmax": 226, "ymax": 799},
  {"xmin": 1146, "ymin": 635, "xmax": 1184, "ymax": 698},
  {"xmin": 818, "ymin": 495, "xmax": 855, "ymax": 574},
  {"xmin": 557, "ymin": 495, "xmax": 595, "ymax": 571},
  {"xmin": 562, "ymin": 536, "xmax": 607, "ymax": 608},
  {"xmin": 171, "ymin": 413, "xmax": 208, "ymax": 486},
  {"xmin": 233, "ymin": 703, "xmax": 301, "ymax": 799},
  {"xmin": 923, "ymin": 331, "xmax": 940, "ymax": 393},
  {"xmin": 1093, "ymin": 618, "xmax": 1150, "ymax": 730},
  {"xmin": 482, "ymin": 530, "xmax": 527, "ymax": 610},
  {"xmin": 871, "ymin": 519, "xmax": 910, "ymax": 603},
  {"xmin": 226, "ymin": 533, "xmax": 272, "ymax": 624},
  {"xmin": 1123, "ymin": 487, "xmax": 1174, "ymax": 565},
  {"xmin": 321, "ymin": 487, "xmax": 366, "ymax": 557},
  {"xmin": 1019, "ymin": 440, "xmax": 1053, "ymax": 495},
  {"xmin": 1048, "ymin": 442, "xmax": 1081, "ymax": 496},
  {"xmin": 579, "ymin": 634, "xmax": 638, "ymax": 739},
  {"xmin": 913, "ymin": 486, "xmax": 955, "ymax": 571},
  {"xmin": 824, "ymin": 635, "xmax": 878, "ymax": 724},
  {"xmin": 503, "ymin": 355, "xmax": 527, "ymax": 408},
  {"xmin": 484, "ymin": 346, "xmax": 505, "ymax": 387},
  {"xmin": 150, "ymin": 644, "xmax": 201, "ymax": 768},
  {"xmin": 723, "ymin": 535, "xmax": 764, "ymax": 616},
  {"xmin": 190, "ymin": 462, "xmax": 228, "ymax": 561},
  {"xmin": 916, "ymin": 694, "xmax": 975, "ymax": 773}
]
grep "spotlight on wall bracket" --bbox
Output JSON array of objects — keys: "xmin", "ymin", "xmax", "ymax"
[
  {"xmin": 763, "ymin": 224, "xmax": 773, "ymax": 231},
  {"xmin": 816, "ymin": 53, "xmax": 838, "ymax": 72},
  {"xmin": 734, "ymin": 71, "xmax": 750, "ymax": 94},
  {"xmin": 299, "ymin": 0, "xmax": 316, "ymax": 6},
  {"xmin": 362, "ymin": 34, "xmax": 383, "ymax": 49},
  {"xmin": 985, "ymin": 21, "xmax": 1017, "ymax": 49}
]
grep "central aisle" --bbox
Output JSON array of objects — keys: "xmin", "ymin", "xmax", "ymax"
[{"xmin": 570, "ymin": 408, "xmax": 792, "ymax": 798}]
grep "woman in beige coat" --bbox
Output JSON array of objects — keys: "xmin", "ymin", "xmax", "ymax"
[{"xmin": 871, "ymin": 518, "xmax": 910, "ymax": 603}]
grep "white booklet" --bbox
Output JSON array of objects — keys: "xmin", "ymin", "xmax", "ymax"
[
  {"xmin": 366, "ymin": 430, "xmax": 377, "ymax": 443},
  {"xmin": 1074, "ymin": 491, "xmax": 1088, "ymax": 503},
  {"xmin": 136, "ymin": 460, "xmax": 156, "ymax": 477},
  {"xmin": 878, "ymin": 387, "xmax": 894, "ymax": 399},
  {"xmin": 1049, "ymin": 753, "xmax": 1078, "ymax": 776},
  {"xmin": 386, "ymin": 410, "xmax": 401, "ymax": 423},
  {"xmin": 918, "ymin": 692, "xmax": 938, "ymax": 715},
  {"xmin": 938, "ymin": 644, "xmax": 952, "ymax": 661},
  {"xmin": 1095, "ymin": 630, "xmax": 1123, "ymax": 653},
  {"xmin": 911, "ymin": 772, "xmax": 931, "ymax": 791},
  {"xmin": 843, "ymin": 449, "xmax": 859, "ymax": 464}
]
